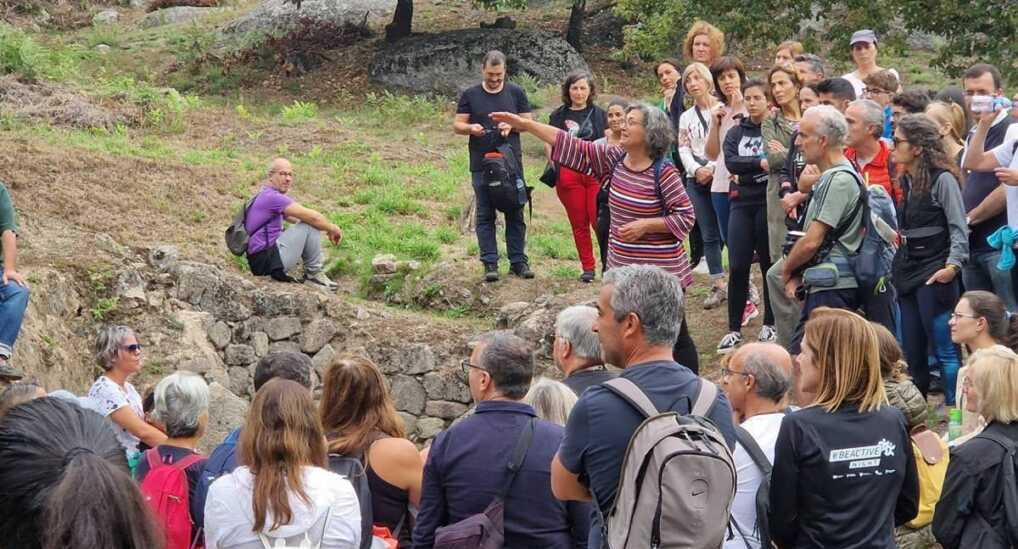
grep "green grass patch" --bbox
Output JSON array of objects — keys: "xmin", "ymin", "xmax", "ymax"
[
  {"xmin": 550, "ymin": 265, "xmax": 581, "ymax": 279},
  {"xmin": 359, "ymin": 91, "xmax": 447, "ymax": 126},
  {"xmin": 0, "ymin": 23, "xmax": 80, "ymax": 80},
  {"xmin": 280, "ymin": 100, "xmax": 318, "ymax": 124}
]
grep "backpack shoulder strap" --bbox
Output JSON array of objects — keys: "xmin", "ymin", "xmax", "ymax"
[
  {"xmin": 823, "ymin": 165, "xmax": 868, "ymax": 246},
  {"xmin": 653, "ymin": 157, "xmax": 670, "ymax": 216},
  {"xmin": 172, "ymin": 453, "xmax": 205, "ymax": 472},
  {"xmin": 603, "ymin": 378, "xmax": 660, "ymax": 418},
  {"xmin": 498, "ymin": 418, "xmax": 536, "ymax": 499},
  {"xmin": 145, "ymin": 448, "xmax": 163, "ymax": 471},
  {"xmin": 691, "ymin": 379, "xmax": 718, "ymax": 417},
  {"xmin": 735, "ymin": 425, "xmax": 772, "ymax": 474}
]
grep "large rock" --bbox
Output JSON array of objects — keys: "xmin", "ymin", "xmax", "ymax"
[
  {"xmin": 114, "ymin": 270, "xmax": 146, "ymax": 308},
  {"xmin": 201, "ymin": 382, "xmax": 249, "ymax": 454},
  {"xmin": 174, "ymin": 262, "xmax": 254, "ymax": 322},
  {"xmin": 93, "ymin": 9, "xmax": 119, "ymax": 25},
  {"xmin": 301, "ymin": 319, "xmax": 337, "ymax": 354},
  {"xmin": 422, "ymin": 371, "xmax": 470, "ymax": 403},
  {"xmin": 207, "ymin": 321, "xmax": 232, "ymax": 350},
  {"xmin": 218, "ymin": 0, "xmax": 394, "ymax": 46},
  {"xmin": 168, "ymin": 310, "xmax": 230, "ymax": 387},
  {"xmin": 390, "ymin": 375, "xmax": 426, "ymax": 414},
  {"xmin": 416, "ymin": 417, "xmax": 445, "ymax": 440},
  {"xmin": 265, "ymin": 316, "xmax": 302, "ymax": 341},
  {"xmin": 140, "ymin": 6, "xmax": 223, "ymax": 29},
  {"xmin": 311, "ymin": 344, "xmax": 337, "ymax": 375},
  {"xmin": 382, "ymin": 343, "xmax": 437, "ymax": 375},
  {"xmin": 224, "ymin": 344, "xmax": 256, "ymax": 366},
  {"xmin": 425, "ymin": 400, "xmax": 469, "ymax": 420},
  {"xmin": 370, "ymin": 29, "xmax": 590, "ymax": 96}
]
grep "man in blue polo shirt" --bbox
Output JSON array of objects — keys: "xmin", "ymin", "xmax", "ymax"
[{"xmin": 551, "ymin": 265, "xmax": 736, "ymax": 547}]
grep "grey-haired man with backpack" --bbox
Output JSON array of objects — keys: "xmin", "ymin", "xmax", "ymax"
[{"xmin": 552, "ymin": 265, "xmax": 737, "ymax": 549}]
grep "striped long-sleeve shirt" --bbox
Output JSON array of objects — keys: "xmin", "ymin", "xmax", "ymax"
[{"xmin": 552, "ymin": 131, "xmax": 696, "ymax": 288}]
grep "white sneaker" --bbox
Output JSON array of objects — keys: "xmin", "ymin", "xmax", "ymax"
[
  {"xmin": 717, "ymin": 331, "xmax": 743, "ymax": 354},
  {"xmin": 758, "ymin": 325, "xmax": 777, "ymax": 343},
  {"xmin": 693, "ymin": 257, "xmax": 710, "ymax": 275},
  {"xmin": 305, "ymin": 271, "xmax": 338, "ymax": 291}
]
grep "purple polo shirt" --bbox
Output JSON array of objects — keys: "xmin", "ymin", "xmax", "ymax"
[{"xmin": 245, "ymin": 186, "xmax": 293, "ymax": 255}]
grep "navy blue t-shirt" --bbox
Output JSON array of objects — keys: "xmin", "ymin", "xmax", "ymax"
[
  {"xmin": 558, "ymin": 360, "xmax": 737, "ymax": 514},
  {"xmin": 456, "ymin": 82, "xmax": 531, "ymax": 173}
]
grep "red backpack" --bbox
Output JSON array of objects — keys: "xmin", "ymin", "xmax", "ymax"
[{"xmin": 139, "ymin": 449, "xmax": 205, "ymax": 549}]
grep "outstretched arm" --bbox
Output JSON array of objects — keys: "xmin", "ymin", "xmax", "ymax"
[{"xmin": 489, "ymin": 112, "xmax": 560, "ymax": 145}]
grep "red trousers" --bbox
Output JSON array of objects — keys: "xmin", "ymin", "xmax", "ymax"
[{"xmin": 555, "ymin": 166, "xmax": 601, "ymax": 272}]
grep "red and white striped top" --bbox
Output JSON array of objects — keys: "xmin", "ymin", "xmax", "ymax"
[{"xmin": 553, "ymin": 131, "xmax": 695, "ymax": 288}]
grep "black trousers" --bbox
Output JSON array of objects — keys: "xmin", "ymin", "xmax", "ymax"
[
  {"xmin": 672, "ymin": 312, "xmax": 699, "ymax": 375},
  {"xmin": 727, "ymin": 204, "xmax": 773, "ymax": 332}
]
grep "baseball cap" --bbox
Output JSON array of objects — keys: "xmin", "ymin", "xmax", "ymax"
[{"xmin": 850, "ymin": 29, "xmax": 877, "ymax": 46}]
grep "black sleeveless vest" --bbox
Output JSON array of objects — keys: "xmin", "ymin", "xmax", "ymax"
[{"xmin": 894, "ymin": 169, "xmax": 950, "ymax": 294}]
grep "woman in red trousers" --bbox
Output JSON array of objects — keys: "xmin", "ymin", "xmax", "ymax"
[{"xmin": 546, "ymin": 71, "xmax": 608, "ymax": 282}]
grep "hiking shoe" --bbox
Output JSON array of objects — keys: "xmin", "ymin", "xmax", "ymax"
[
  {"xmin": 510, "ymin": 263, "xmax": 535, "ymax": 279},
  {"xmin": 741, "ymin": 301, "xmax": 759, "ymax": 327},
  {"xmin": 580, "ymin": 270, "xmax": 595, "ymax": 283},
  {"xmin": 758, "ymin": 324, "xmax": 777, "ymax": 343},
  {"xmin": 749, "ymin": 282, "xmax": 761, "ymax": 305},
  {"xmin": 305, "ymin": 271, "xmax": 338, "ymax": 291},
  {"xmin": 717, "ymin": 331, "xmax": 743, "ymax": 354},
  {"xmin": 0, "ymin": 358, "xmax": 24, "ymax": 381},
  {"xmin": 483, "ymin": 263, "xmax": 499, "ymax": 283},
  {"xmin": 693, "ymin": 257, "xmax": 709, "ymax": 275},
  {"xmin": 703, "ymin": 286, "xmax": 727, "ymax": 309}
]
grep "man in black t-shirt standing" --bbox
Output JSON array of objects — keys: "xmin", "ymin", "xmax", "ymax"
[{"xmin": 454, "ymin": 50, "xmax": 534, "ymax": 282}]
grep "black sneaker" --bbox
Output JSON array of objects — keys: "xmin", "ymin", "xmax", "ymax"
[
  {"xmin": 0, "ymin": 358, "xmax": 24, "ymax": 382},
  {"xmin": 510, "ymin": 263, "xmax": 534, "ymax": 279},
  {"xmin": 483, "ymin": 263, "xmax": 499, "ymax": 283},
  {"xmin": 580, "ymin": 270, "xmax": 595, "ymax": 283}
]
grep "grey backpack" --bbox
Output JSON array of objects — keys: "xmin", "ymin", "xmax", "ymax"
[
  {"xmin": 224, "ymin": 195, "xmax": 270, "ymax": 257},
  {"xmin": 601, "ymin": 378, "xmax": 736, "ymax": 549}
]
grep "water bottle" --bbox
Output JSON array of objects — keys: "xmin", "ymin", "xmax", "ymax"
[
  {"xmin": 971, "ymin": 94, "xmax": 1013, "ymax": 113},
  {"xmin": 948, "ymin": 408, "xmax": 963, "ymax": 441}
]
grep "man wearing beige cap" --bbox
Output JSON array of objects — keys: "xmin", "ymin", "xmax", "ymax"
[{"xmin": 841, "ymin": 29, "xmax": 900, "ymax": 99}]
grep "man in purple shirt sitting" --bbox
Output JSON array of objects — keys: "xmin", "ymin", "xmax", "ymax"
[{"xmin": 245, "ymin": 157, "xmax": 343, "ymax": 289}]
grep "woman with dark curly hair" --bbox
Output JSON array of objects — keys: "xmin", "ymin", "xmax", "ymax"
[{"xmin": 892, "ymin": 113, "xmax": 969, "ymax": 406}]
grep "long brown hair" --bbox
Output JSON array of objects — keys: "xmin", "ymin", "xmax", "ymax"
[
  {"xmin": 804, "ymin": 308, "xmax": 887, "ymax": 413},
  {"xmin": 320, "ymin": 355, "xmax": 406, "ymax": 456},
  {"xmin": 897, "ymin": 113, "xmax": 962, "ymax": 197},
  {"xmin": 238, "ymin": 378, "xmax": 326, "ymax": 532}
]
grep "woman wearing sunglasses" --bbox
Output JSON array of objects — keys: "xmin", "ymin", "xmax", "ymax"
[{"xmin": 86, "ymin": 324, "xmax": 166, "ymax": 463}]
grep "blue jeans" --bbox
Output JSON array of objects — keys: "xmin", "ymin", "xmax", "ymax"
[
  {"xmin": 900, "ymin": 282, "xmax": 962, "ymax": 405},
  {"xmin": 686, "ymin": 179, "xmax": 724, "ymax": 278},
  {"xmin": 711, "ymin": 192, "xmax": 731, "ymax": 243},
  {"xmin": 472, "ymin": 172, "xmax": 528, "ymax": 266},
  {"xmin": 962, "ymin": 249, "xmax": 1018, "ymax": 311},
  {"xmin": 0, "ymin": 280, "xmax": 29, "ymax": 359}
]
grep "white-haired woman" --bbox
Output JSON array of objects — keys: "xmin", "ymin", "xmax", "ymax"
[
  {"xmin": 934, "ymin": 346, "xmax": 1018, "ymax": 548},
  {"xmin": 490, "ymin": 103, "xmax": 700, "ymax": 373},
  {"xmin": 135, "ymin": 371, "xmax": 209, "ymax": 547},
  {"xmin": 524, "ymin": 377, "xmax": 578, "ymax": 427},
  {"xmin": 87, "ymin": 325, "xmax": 166, "ymax": 464}
]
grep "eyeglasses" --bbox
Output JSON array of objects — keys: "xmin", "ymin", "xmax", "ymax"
[
  {"xmin": 949, "ymin": 312, "xmax": 980, "ymax": 321},
  {"xmin": 892, "ymin": 136, "xmax": 909, "ymax": 147},
  {"xmin": 620, "ymin": 118, "xmax": 644, "ymax": 128},
  {"xmin": 460, "ymin": 359, "xmax": 487, "ymax": 376},
  {"xmin": 863, "ymin": 88, "xmax": 891, "ymax": 96},
  {"xmin": 271, "ymin": 171, "xmax": 294, "ymax": 177},
  {"xmin": 720, "ymin": 367, "xmax": 752, "ymax": 379},
  {"xmin": 120, "ymin": 343, "xmax": 143, "ymax": 354}
]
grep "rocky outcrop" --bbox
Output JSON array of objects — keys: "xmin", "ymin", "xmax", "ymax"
[
  {"xmin": 217, "ymin": 0, "xmax": 394, "ymax": 45},
  {"xmin": 140, "ymin": 6, "xmax": 224, "ymax": 29},
  {"xmin": 369, "ymin": 29, "xmax": 591, "ymax": 96}
]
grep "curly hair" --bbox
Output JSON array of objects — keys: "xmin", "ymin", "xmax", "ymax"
[
  {"xmin": 896, "ymin": 113, "xmax": 961, "ymax": 197},
  {"xmin": 683, "ymin": 21, "xmax": 725, "ymax": 62}
]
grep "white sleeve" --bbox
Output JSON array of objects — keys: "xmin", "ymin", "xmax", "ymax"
[
  {"xmin": 86, "ymin": 378, "xmax": 128, "ymax": 418},
  {"xmin": 677, "ymin": 109, "xmax": 703, "ymax": 175},
  {"xmin": 322, "ymin": 477, "xmax": 363, "ymax": 549},
  {"xmin": 203, "ymin": 479, "xmax": 231, "ymax": 549},
  {"xmin": 991, "ymin": 126, "xmax": 1018, "ymax": 167}
]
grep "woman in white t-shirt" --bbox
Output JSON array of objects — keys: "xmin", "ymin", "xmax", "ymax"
[
  {"xmin": 841, "ymin": 29, "xmax": 900, "ymax": 98},
  {"xmin": 86, "ymin": 325, "xmax": 166, "ymax": 463}
]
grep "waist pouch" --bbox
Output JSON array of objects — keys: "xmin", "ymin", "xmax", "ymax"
[{"xmin": 802, "ymin": 262, "xmax": 845, "ymax": 288}]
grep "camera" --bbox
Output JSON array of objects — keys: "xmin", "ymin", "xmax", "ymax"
[
  {"xmin": 970, "ymin": 95, "xmax": 1013, "ymax": 114},
  {"xmin": 782, "ymin": 230, "xmax": 806, "ymax": 257}
]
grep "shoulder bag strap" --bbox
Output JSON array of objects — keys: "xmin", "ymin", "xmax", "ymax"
[
  {"xmin": 695, "ymin": 106, "xmax": 710, "ymax": 135},
  {"xmin": 654, "ymin": 157, "xmax": 670, "ymax": 216},
  {"xmin": 821, "ymin": 165, "xmax": 867, "ymax": 246},
  {"xmin": 497, "ymin": 418, "xmax": 537, "ymax": 500},
  {"xmin": 603, "ymin": 378, "xmax": 660, "ymax": 418},
  {"xmin": 691, "ymin": 379, "xmax": 718, "ymax": 417},
  {"xmin": 735, "ymin": 425, "xmax": 772, "ymax": 474}
]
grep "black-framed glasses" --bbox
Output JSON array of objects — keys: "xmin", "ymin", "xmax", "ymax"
[
  {"xmin": 949, "ymin": 312, "xmax": 980, "ymax": 321},
  {"xmin": 121, "ymin": 343, "xmax": 143, "ymax": 354},
  {"xmin": 720, "ymin": 367, "xmax": 752, "ymax": 379},
  {"xmin": 460, "ymin": 359, "xmax": 487, "ymax": 376}
]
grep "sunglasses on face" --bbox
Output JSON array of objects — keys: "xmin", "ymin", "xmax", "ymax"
[{"xmin": 121, "ymin": 343, "xmax": 143, "ymax": 353}]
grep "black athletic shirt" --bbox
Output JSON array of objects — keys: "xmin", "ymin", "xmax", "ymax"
[{"xmin": 456, "ymin": 82, "xmax": 531, "ymax": 174}]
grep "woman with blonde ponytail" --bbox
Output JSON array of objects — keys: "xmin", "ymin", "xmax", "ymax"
[
  {"xmin": 925, "ymin": 100, "xmax": 967, "ymax": 168},
  {"xmin": 769, "ymin": 308, "xmax": 919, "ymax": 548}
]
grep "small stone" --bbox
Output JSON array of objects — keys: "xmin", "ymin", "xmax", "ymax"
[
  {"xmin": 207, "ymin": 321, "xmax": 232, "ymax": 350},
  {"xmin": 312, "ymin": 344, "xmax": 337, "ymax": 375},
  {"xmin": 395, "ymin": 260, "xmax": 421, "ymax": 272},
  {"xmin": 228, "ymin": 366, "xmax": 252, "ymax": 397},
  {"xmin": 398, "ymin": 412, "xmax": 418, "ymax": 435},
  {"xmin": 417, "ymin": 417, "xmax": 446, "ymax": 440},
  {"xmin": 301, "ymin": 319, "xmax": 337, "ymax": 354},
  {"xmin": 92, "ymin": 9, "xmax": 119, "ymax": 25},
  {"xmin": 251, "ymin": 332, "xmax": 269, "ymax": 357},
  {"xmin": 148, "ymin": 245, "xmax": 179, "ymax": 272},
  {"xmin": 372, "ymin": 254, "xmax": 398, "ymax": 274},
  {"xmin": 224, "ymin": 344, "xmax": 256, "ymax": 366},
  {"xmin": 425, "ymin": 400, "xmax": 469, "ymax": 420},
  {"xmin": 268, "ymin": 340, "xmax": 302, "ymax": 355},
  {"xmin": 114, "ymin": 270, "xmax": 147, "ymax": 306},
  {"xmin": 265, "ymin": 316, "xmax": 302, "ymax": 341},
  {"xmin": 355, "ymin": 306, "xmax": 370, "ymax": 320},
  {"xmin": 390, "ymin": 375, "xmax": 426, "ymax": 415},
  {"xmin": 95, "ymin": 44, "xmax": 111, "ymax": 54}
]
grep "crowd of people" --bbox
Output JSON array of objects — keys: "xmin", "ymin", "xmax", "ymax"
[{"xmin": 2, "ymin": 16, "xmax": 1018, "ymax": 549}]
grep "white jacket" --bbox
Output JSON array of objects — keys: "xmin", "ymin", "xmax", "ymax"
[
  {"xmin": 204, "ymin": 466, "xmax": 362, "ymax": 549},
  {"xmin": 678, "ymin": 104, "xmax": 716, "ymax": 177}
]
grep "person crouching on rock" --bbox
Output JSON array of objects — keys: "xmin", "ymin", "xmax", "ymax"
[{"xmin": 245, "ymin": 157, "xmax": 342, "ymax": 290}]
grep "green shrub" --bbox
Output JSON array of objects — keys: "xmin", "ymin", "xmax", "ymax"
[
  {"xmin": 280, "ymin": 100, "xmax": 318, "ymax": 124},
  {"xmin": 0, "ymin": 24, "xmax": 75, "ymax": 80},
  {"xmin": 362, "ymin": 91, "xmax": 445, "ymax": 126}
]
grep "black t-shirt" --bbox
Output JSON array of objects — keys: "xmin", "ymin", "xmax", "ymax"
[
  {"xmin": 562, "ymin": 366, "xmax": 617, "ymax": 397},
  {"xmin": 456, "ymin": 82, "xmax": 531, "ymax": 173},
  {"xmin": 548, "ymin": 104, "xmax": 607, "ymax": 143}
]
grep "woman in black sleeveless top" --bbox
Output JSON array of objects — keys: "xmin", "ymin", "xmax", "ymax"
[
  {"xmin": 891, "ymin": 114, "xmax": 969, "ymax": 406},
  {"xmin": 321, "ymin": 355, "xmax": 424, "ymax": 545}
]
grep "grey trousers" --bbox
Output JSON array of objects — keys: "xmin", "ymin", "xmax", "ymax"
[
  {"xmin": 766, "ymin": 258, "xmax": 802, "ymax": 349},
  {"xmin": 766, "ymin": 178, "xmax": 789, "ymax": 263},
  {"xmin": 276, "ymin": 222, "xmax": 325, "ymax": 275}
]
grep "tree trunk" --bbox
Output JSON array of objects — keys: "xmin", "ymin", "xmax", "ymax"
[
  {"xmin": 565, "ymin": 0, "xmax": 586, "ymax": 52},
  {"xmin": 385, "ymin": 0, "xmax": 413, "ymax": 42}
]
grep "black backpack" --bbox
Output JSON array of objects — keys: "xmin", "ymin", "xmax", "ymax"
[
  {"xmin": 327, "ymin": 453, "xmax": 375, "ymax": 549},
  {"xmin": 975, "ymin": 431, "xmax": 1018, "ymax": 546},
  {"xmin": 733, "ymin": 425, "xmax": 773, "ymax": 549},
  {"xmin": 481, "ymin": 141, "xmax": 532, "ymax": 216}
]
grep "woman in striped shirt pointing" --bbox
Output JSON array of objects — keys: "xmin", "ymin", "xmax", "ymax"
[{"xmin": 490, "ymin": 103, "xmax": 701, "ymax": 374}]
